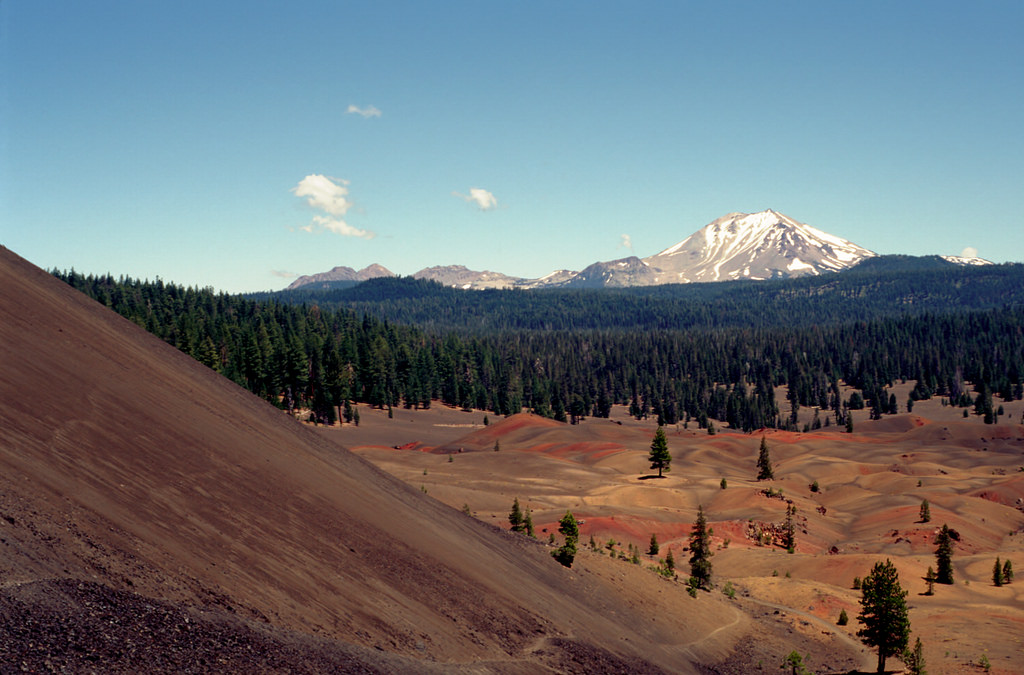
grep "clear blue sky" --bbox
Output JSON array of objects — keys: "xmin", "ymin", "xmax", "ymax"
[{"xmin": 3, "ymin": 1, "xmax": 1022, "ymax": 292}]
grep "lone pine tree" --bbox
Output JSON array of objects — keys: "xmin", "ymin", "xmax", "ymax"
[
  {"xmin": 934, "ymin": 524, "xmax": 954, "ymax": 584},
  {"xmin": 756, "ymin": 435, "xmax": 774, "ymax": 480},
  {"xmin": 648, "ymin": 533, "xmax": 659, "ymax": 556},
  {"xmin": 783, "ymin": 504, "xmax": 797, "ymax": 553},
  {"xmin": 688, "ymin": 504, "xmax": 713, "ymax": 590},
  {"xmin": 523, "ymin": 508, "xmax": 535, "ymax": 538},
  {"xmin": 924, "ymin": 566, "xmax": 936, "ymax": 595},
  {"xmin": 857, "ymin": 559, "xmax": 911, "ymax": 674},
  {"xmin": 919, "ymin": 499, "xmax": 931, "ymax": 523},
  {"xmin": 508, "ymin": 497, "xmax": 525, "ymax": 533},
  {"xmin": 648, "ymin": 426, "xmax": 671, "ymax": 477},
  {"xmin": 552, "ymin": 511, "xmax": 579, "ymax": 568}
]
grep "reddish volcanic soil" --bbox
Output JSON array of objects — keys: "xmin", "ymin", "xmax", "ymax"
[{"xmin": 338, "ymin": 391, "xmax": 1024, "ymax": 673}]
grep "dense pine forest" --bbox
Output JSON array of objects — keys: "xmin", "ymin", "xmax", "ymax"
[
  {"xmin": 252, "ymin": 257, "xmax": 1024, "ymax": 332},
  {"xmin": 54, "ymin": 262, "xmax": 1024, "ymax": 432}
]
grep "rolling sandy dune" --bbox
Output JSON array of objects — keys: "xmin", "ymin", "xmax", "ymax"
[{"xmin": 344, "ymin": 397, "xmax": 1024, "ymax": 673}]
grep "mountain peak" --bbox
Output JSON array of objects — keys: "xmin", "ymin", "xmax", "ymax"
[
  {"xmin": 286, "ymin": 263, "xmax": 394, "ymax": 290},
  {"xmin": 284, "ymin": 211, "xmax": 877, "ymax": 291},
  {"xmin": 646, "ymin": 211, "xmax": 875, "ymax": 283}
]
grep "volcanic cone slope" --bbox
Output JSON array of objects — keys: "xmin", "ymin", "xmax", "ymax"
[{"xmin": 0, "ymin": 247, "xmax": 705, "ymax": 673}]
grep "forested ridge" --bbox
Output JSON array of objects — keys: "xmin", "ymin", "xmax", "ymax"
[
  {"xmin": 54, "ymin": 265, "xmax": 1024, "ymax": 431},
  {"xmin": 250, "ymin": 258, "xmax": 1024, "ymax": 332}
]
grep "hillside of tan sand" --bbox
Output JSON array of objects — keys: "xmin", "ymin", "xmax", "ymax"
[
  {"xmin": 341, "ymin": 400, "xmax": 1024, "ymax": 673},
  {"xmin": 4, "ymin": 246, "xmax": 871, "ymax": 673}
]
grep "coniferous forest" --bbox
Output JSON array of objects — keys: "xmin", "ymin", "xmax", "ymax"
[{"xmin": 54, "ymin": 261, "xmax": 1024, "ymax": 432}]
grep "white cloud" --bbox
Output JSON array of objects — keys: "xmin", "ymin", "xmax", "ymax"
[
  {"xmin": 618, "ymin": 234, "xmax": 634, "ymax": 252},
  {"xmin": 453, "ymin": 187, "xmax": 498, "ymax": 211},
  {"xmin": 292, "ymin": 174, "xmax": 352, "ymax": 216},
  {"xmin": 312, "ymin": 215, "xmax": 375, "ymax": 239},
  {"xmin": 347, "ymin": 104, "xmax": 382, "ymax": 118},
  {"xmin": 291, "ymin": 174, "xmax": 375, "ymax": 239},
  {"xmin": 960, "ymin": 246, "xmax": 979, "ymax": 258},
  {"xmin": 271, "ymin": 270, "xmax": 299, "ymax": 279}
]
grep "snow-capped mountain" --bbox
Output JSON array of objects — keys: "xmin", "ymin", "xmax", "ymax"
[
  {"xmin": 641, "ymin": 210, "xmax": 876, "ymax": 283},
  {"xmin": 286, "ymin": 263, "xmax": 394, "ymax": 290},
  {"xmin": 286, "ymin": 210, "xmax": 881, "ymax": 290}
]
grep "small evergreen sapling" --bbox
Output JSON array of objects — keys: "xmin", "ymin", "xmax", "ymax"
[
  {"xmin": 903, "ymin": 636, "xmax": 926, "ymax": 675},
  {"xmin": 993, "ymin": 557, "xmax": 1003, "ymax": 586},
  {"xmin": 1003, "ymin": 559, "xmax": 1013, "ymax": 584},
  {"xmin": 648, "ymin": 533, "xmax": 659, "ymax": 556},
  {"xmin": 919, "ymin": 499, "xmax": 930, "ymax": 523}
]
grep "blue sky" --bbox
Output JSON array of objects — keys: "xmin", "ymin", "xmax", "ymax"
[{"xmin": 3, "ymin": 1, "xmax": 1022, "ymax": 293}]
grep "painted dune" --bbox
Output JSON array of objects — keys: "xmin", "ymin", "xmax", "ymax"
[{"xmin": 343, "ymin": 397, "xmax": 1024, "ymax": 673}]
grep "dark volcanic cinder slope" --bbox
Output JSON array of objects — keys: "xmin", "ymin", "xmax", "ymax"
[{"xmin": 0, "ymin": 246, "xmax": 699, "ymax": 672}]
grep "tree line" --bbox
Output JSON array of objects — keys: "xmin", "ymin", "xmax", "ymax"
[
  {"xmin": 54, "ymin": 269, "xmax": 1024, "ymax": 430},
  {"xmin": 253, "ymin": 258, "xmax": 1024, "ymax": 332}
]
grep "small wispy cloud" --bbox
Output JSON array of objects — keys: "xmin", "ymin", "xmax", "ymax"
[
  {"xmin": 453, "ymin": 187, "xmax": 498, "ymax": 211},
  {"xmin": 618, "ymin": 234, "xmax": 634, "ymax": 252},
  {"xmin": 291, "ymin": 174, "xmax": 376, "ymax": 239},
  {"xmin": 960, "ymin": 246, "xmax": 979, "ymax": 258},
  {"xmin": 271, "ymin": 270, "xmax": 299, "ymax": 279},
  {"xmin": 347, "ymin": 104, "xmax": 382, "ymax": 118}
]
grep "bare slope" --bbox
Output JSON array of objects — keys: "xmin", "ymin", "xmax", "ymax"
[{"xmin": 0, "ymin": 246, "xmax": 710, "ymax": 672}]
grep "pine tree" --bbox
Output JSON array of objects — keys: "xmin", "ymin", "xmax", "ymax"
[
  {"xmin": 524, "ymin": 508, "xmax": 535, "ymax": 538},
  {"xmin": 688, "ymin": 505, "xmax": 712, "ymax": 590},
  {"xmin": 903, "ymin": 636, "xmax": 927, "ymax": 675},
  {"xmin": 508, "ymin": 497, "xmax": 525, "ymax": 533},
  {"xmin": 993, "ymin": 557, "xmax": 1003, "ymax": 586},
  {"xmin": 648, "ymin": 533, "xmax": 659, "ymax": 556},
  {"xmin": 783, "ymin": 504, "xmax": 797, "ymax": 553},
  {"xmin": 837, "ymin": 608, "xmax": 849, "ymax": 625},
  {"xmin": 1003, "ymin": 559, "xmax": 1014, "ymax": 584},
  {"xmin": 919, "ymin": 499, "xmax": 931, "ymax": 523},
  {"xmin": 665, "ymin": 547, "xmax": 675, "ymax": 574},
  {"xmin": 857, "ymin": 559, "xmax": 911, "ymax": 674},
  {"xmin": 924, "ymin": 566, "xmax": 935, "ymax": 595},
  {"xmin": 934, "ymin": 524, "xmax": 954, "ymax": 584},
  {"xmin": 756, "ymin": 436, "xmax": 774, "ymax": 480},
  {"xmin": 648, "ymin": 426, "xmax": 671, "ymax": 477},
  {"xmin": 552, "ymin": 511, "xmax": 579, "ymax": 568}
]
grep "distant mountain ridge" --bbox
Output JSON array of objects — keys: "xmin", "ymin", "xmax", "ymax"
[
  {"xmin": 287, "ymin": 263, "xmax": 394, "ymax": 290},
  {"xmin": 289, "ymin": 210, "xmax": 992, "ymax": 290}
]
